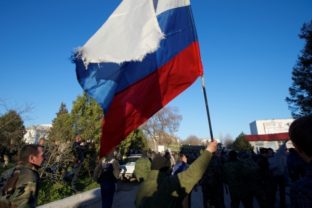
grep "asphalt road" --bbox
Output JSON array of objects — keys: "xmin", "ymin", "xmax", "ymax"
[
  {"xmin": 105, "ymin": 181, "xmax": 289, "ymax": 208},
  {"xmin": 111, "ymin": 181, "xmax": 205, "ymax": 208}
]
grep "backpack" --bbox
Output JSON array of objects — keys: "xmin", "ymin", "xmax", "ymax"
[
  {"xmin": 93, "ymin": 161, "xmax": 115, "ymax": 183},
  {"xmin": 0, "ymin": 168, "xmax": 21, "ymax": 208},
  {"xmin": 93, "ymin": 162, "xmax": 103, "ymax": 183}
]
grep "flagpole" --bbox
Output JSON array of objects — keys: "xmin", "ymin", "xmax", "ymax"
[
  {"xmin": 187, "ymin": 5, "xmax": 214, "ymax": 142},
  {"xmin": 201, "ymin": 76, "xmax": 214, "ymax": 141}
]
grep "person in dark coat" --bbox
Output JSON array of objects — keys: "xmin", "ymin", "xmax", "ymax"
[
  {"xmin": 288, "ymin": 115, "xmax": 312, "ymax": 208},
  {"xmin": 201, "ymin": 154, "xmax": 224, "ymax": 208},
  {"xmin": 287, "ymin": 148, "xmax": 306, "ymax": 182},
  {"xmin": 223, "ymin": 150, "xmax": 254, "ymax": 208},
  {"xmin": 94, "ymin": 151, "xmax": 120, "ymax": 208},
  {"xmin": 172, "ymin": 152, "xmax": 189, "ymax": 176},
  {"xmin": 71, "ymin": 135, "xmax": 85, "ymax": 192}
]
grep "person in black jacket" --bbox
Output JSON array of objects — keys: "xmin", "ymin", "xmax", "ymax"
[
  {"xmin": 71, "ymin": 135, "xmax": 85, "ymax": 192},
  {"xmin": 94, "ymin": 150, "xmax": 120, "ymax": 208},
  {"xmin": 288, "ymin": 115, "xmax": 312, "ymax": 207}
]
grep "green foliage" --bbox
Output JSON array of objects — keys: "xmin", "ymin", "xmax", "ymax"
[
  {"xmin": 0, "ymin": 110, "xmax": 26, "ymax": 146},
  {"xmin": 48, "ymin": 103, "xmax": 73, "ymax": 142},
  {"xmin": 286, "ymin": 20, "xmax": 312, "ymax": 118},
  {"xmin": 118, "ymin": 129, "xmax": 148, "ymax": 156},
  {"xmin": 134, "ymin": 157, "xmax": 151, "ymax": 182},
  {"xmin": 37, "ymin": 181, "xmax": 73, "ymax": 205},
  {"xmin": 57, "ymin": 102, "xmax": 68, "ymax": 116},
  {"xmin": 232, "ymin": 133, "xmax": 253, "ymax": 152},
  {"xmin": 71, "ymin": 93, "xmax": 103, "ymax": 148},
  {"xmin": 77, "ymin": 177, "xmax": 99, "ymax": 191},
  {"xmin": 0, "ymin": 94, "xmax": 106, "ymax": 206},
  {"xmin": 37, "ymin": 94, "xmax": 103, "ymax": 205},
  {"xmin": 38, "ymin": 172, "xmax": 100, "ymax": 205}
]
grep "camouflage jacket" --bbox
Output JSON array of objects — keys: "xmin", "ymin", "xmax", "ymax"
[
  {"xmin": 0, "ymin": 163, "xmax": 40, "ymax": 208},
  {"xmin": 134, "ymin": 157, "xmax": 151, "ymax": 182},
  {"xmin": 135, "ymin": 151, "xmax": 212, "ymax": 208}
]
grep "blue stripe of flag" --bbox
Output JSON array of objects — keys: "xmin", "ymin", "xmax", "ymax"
[{"xmin": 76, "ymin": 5, "xmax": 198, "ymax": 112}]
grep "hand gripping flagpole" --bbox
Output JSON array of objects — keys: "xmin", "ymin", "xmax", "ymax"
[{"xmin": 201, "ymin": 76, "xmax": 214, "ymax": 141}]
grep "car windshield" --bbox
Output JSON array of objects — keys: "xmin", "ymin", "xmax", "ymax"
[{"xmin": 122, "ymin": 156, "xmax": 141, "ymax": 164}]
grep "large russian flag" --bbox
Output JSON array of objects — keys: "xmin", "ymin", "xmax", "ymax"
[{"xmin": 75, "ymin": 0, "xmax": 203, "ymax": 157}]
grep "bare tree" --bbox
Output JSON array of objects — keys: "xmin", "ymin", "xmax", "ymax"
[
  {"xmin": 158, "ymin": 131, "xmax": 179, "ymax": 146},
  {"xmin": 39, "ymin": 141, "xmax": 75, "ymax": 182},
  {"xmin": 0, "ymin": 99, "xmax": 34, "ymax": 129},
  {"xmin": 181, "ymin": 135, "xmax": 202, "ymax": 145},
  {"xmin": 141, "ymin": 106, "xmax": 182, "ymax": 151}
]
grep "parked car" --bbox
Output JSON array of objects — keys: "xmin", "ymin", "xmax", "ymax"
[{"xmin": 119, "ymin": 154, "xmax": 142, "ymax": 181}]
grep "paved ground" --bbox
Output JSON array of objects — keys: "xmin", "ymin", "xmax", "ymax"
[
  {"xmin": 107, "ymin": 181, "xmax": 290, "ymax": 208},
  {"xmin": 112, "ymin": 181, "xmax": 139, "ymax": 208},
  {"xmin": 112, "ymin": 182, "xmax": 224, "ymax": 208},
  {"xmin": 39, "ymin": 179, "xmax": 291, "ymax": 207}
]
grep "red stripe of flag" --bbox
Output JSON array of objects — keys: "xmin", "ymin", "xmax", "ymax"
[{"xmin": 100, "ymin": 42, "xmax": 203, "ymax": 156}]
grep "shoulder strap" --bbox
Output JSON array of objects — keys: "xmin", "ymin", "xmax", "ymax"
[{"xmin": 93, "ymin": 162, "xmax": 103, "ymax": 183}]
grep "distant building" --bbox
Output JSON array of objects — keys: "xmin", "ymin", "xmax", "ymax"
[
  {"xmin": 246, "ymin": 118, "xmax": 294, "ymax": 152},
  {"xmin": 245, "ymin": 133, "xmax": 289, "ymax": 152},
  {"xmin": 23, "ymin": 124, "xmax": 52, "ymax": 144},
  {"xmin": 158, "ymin": 145, "xmax": 165, "ymax": 153},
  {"xmin": 249, "ymin": 118, "xmax": 294, "ymax": 135}
]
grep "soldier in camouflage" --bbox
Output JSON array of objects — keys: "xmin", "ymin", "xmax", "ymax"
[
  {"xmin": 135, "ymin": 141, "xmax": 218, "ymax": 208},
  {"xmin": 134, "ymin": 151, "xmax": 151, "ymax": 182},
  {"xmin": 0, "ymin": 144, "xmax": 44, "ymax": 208}
]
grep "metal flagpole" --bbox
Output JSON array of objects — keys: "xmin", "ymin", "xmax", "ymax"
[
  {"xmin": 187, "ymin": 4, "xmax": 214, "ymax": 142},
  {"xmin": 201, "ymin": 76, "xmax": 214, "ymax": 141}
]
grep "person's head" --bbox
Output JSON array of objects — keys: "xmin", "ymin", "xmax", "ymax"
[
  {"xmin": 288, "ymin": 147, "xmax": 297, "ymax": 154},
  {"xmin": 267, "ymin": 148, "xmax": 274, "ymax": 157},
  {"xmin": 289, "ymin": 115, "xmax": 312, "ymax": 163},
  {"xmin": 259, "ymin": 148, "xmax": 267, "ymax": 155},
  {"xmin": 164, "ymin": 150, "xmax": 171, "ymax": 159},
  {"xmin": 75, "ymin": 135, "xmax": 81, "ymax": 142},
  {"xmin": 179, "ymin": 152, "xmax": 188, "ymax": 163},
  {"xmin": 19, "ymin": 144, "xmax": 44, "ymax": 168},
  {"xmin": 151, "ymin": 153, "xmax": 171, "ymax": 171},
  {"xmin": 80, "ymin": 139, "xmax": 86, "ymax": 146},
  {"xmin": 228, "ymin": 150, "xmax": 237, "ymax": 161},
  {"xmin": 38, "ymin": 137, "xmax": 46, "ymax": 146}
]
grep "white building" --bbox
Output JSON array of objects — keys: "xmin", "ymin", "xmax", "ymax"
[
  {"xmin": 249, "ymin": 118, "xmax": 294, "ymax": 135},
  {"xmin": 23, "ymin": 124, "xmax": 52, "ymax": 144},
  {"xmin": 246, "ymin": 118, "xmax": 295, "ymax": 152},
  {"xmin": 245, "ymin": 133, "xmax": 289, "ymax": 152}
]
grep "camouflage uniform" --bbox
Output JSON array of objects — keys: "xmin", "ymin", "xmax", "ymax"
[
  {"xmin": 0, "ymin": 163, "xmax": 40, "ymax": 208},
  {"xmin": 134, "ymin": 157, "xmax": 151, "ymax": 182},
  {"xmin": 135, "ymin": 151, "xmax": 213, "ymax": 208}
]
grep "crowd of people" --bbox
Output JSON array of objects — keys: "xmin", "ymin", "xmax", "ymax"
[
  {"xmin": 131, "ymin": 140, "xmax": 306, "ymax": 208},
  {"xmin": 0, "ymin": 115, "xmax": 311, "ymax": 208},
  {"xmin": 132, "ymin": 115, "xmax": 312, "ymax": 208}
]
